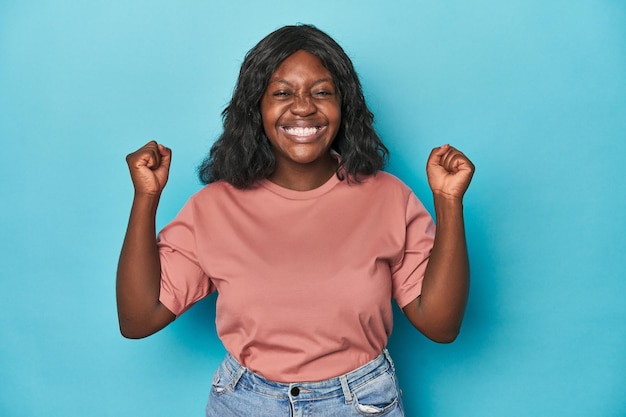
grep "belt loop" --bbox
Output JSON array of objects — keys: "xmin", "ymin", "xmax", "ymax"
[
  {"xmin": 229, "ymin": 365, "xmax": 246, "ymax": 390},
  {"xmin": 339, "ymin": 375, "xmax": 353, "ymax": 404},
  {"xmin": 383, "ymin": 348, "xmax": 395, "ymax": 372}
]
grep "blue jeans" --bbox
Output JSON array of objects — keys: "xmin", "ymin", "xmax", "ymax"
[{"xmin": 206, "ymin": 349, "xmax": 405, "ymax": 417}]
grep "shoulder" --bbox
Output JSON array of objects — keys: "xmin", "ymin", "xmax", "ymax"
[
  {"xmin": 180, "ymin": 180, "xmax": 241, "ymax": 212},
  {"xmin": 367, "ymin": 171, "xmax": 409, "ymax": 187},
  {"xmin": 355, "ymin": 171, "xmax": 414, "ymax": 199},
  {"xmin": 187, "ymin": 180, "xmax": 278, "ymax": 210},
  {"xmin": 193, "ymin": 180, "xmax": 234, "ymax": 197},
  {"xmin": 192, "ymin": 180, "xmax": 258, "ymax": 200},
  {"xmin": 329, "ymin": 171, "xmax": 419, "ymax": 216}
]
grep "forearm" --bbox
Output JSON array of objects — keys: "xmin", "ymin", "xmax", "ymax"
[
  {"xmin": 405, "ymin": 195, "xmax": 469, "ymax": 342},
  {"xmin": 116, "ymin": 194, "xmax": 172, "ymax": 338}
]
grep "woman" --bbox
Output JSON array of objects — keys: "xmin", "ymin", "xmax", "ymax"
[{"xmin": 117, "ymin": 24, "xmax": 474, "ymax": 416}]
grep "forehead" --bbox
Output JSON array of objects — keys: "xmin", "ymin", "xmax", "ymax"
[{"xmin": 269, "ymin": 50, "xmax": 333, "ymax": 82}]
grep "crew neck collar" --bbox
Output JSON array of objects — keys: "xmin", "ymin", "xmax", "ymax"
[{"xmin": 258, "ymin": 172, "xmax": 342, "ymax": 200}]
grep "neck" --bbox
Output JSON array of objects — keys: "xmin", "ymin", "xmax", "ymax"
[{"xmin": 269, "ymin": 155, "xmax": 338, "ymax": 191}]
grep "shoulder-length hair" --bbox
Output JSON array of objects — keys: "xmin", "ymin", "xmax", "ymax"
[{"xmin": 198, "ymin": 24, "xmax": 388, "ymax": 188}]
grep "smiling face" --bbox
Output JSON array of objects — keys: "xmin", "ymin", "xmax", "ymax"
[{"xmin": 260, "ymin": 50, "xmax": 342, "ymax": 190}]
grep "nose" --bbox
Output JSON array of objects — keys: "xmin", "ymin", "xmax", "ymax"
[{"xmin": 290, "ymin": 93, "xmax": 316, "ymax": 116}]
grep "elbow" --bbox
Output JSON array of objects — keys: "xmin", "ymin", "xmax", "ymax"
[
  {"xmin": 403, "ymin": 298, "xmax": 465, "ymax": 344},
  {"xmin": 431, "ymin": 331, "xmax": 460, "ymax": 344},
  {"xmin": 116, "ymin": 303, "xmax": 174, "ymax": 339},
  {"xmin": 119, "ymin": 328, "xmax": 147, "ymax": 340},
  {"xmin": 119, "ymin": 325, "xmax": 147, "ymax": 340},
  {"xmin": 118, "ymin": 319, "xmax": 153, "ymax": 340},
  {"xmin": 423, "ymin": 325, "xmax": 462, "ymax": 344}
]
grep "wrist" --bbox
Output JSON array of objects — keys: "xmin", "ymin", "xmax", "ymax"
[
  {"xmin": 432, "ymin": 191, "xmax": 464, "ymax": 205},
  {"xmin": 432, "ymin": 193, "xmax": 464, "ymax": 218},
  {"xmin": 131, "ymin": 191, "xmax": 161, "ymax": 214},
  {"xmin": 133, "ymin": 189, "xmax": 162, "ymax": 200}
]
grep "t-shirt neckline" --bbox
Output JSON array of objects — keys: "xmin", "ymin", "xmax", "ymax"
[{"xmin": 258, "ymin": 173, "xmax": 342, "ymax": 200}]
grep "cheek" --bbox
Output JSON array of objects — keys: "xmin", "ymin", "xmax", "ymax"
[
  {"xmin": 332, "ymin": 97, "xmax": 342, "ymax": 119},
  {"xmin": 329, "ymin": 103, "xmax": 342, "ymax": 129},
  {"xmin": 260, "ymin": 101, "xmax": 287, "ymax": 126},
  {"xmin": 259, "ymin": 98, "xmax": 270, "ymax": 123},
  {"xmin": 260, "ymin": 106, "xmax": 277, "ymax": 136}
]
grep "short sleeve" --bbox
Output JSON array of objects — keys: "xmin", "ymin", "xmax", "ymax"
[
  {"xmin": 157, "ymin": 197, "xmax": 215, "ymax": 316},
  {"xmin": 391, "ymin": 192, "xmax": 436, "ymax": 308}
]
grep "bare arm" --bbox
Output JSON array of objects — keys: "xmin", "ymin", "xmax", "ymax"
[
  {"xmin": 116, "ymin": 141, "xmax": 176, "ymax": 339},
  {"xmin": 403, "ymin": 145, "xmax": 475, "ymax": 343}
]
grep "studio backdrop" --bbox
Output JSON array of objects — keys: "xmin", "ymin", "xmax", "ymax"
[{"xmin": 1, "ymin": 1, "xmax": 625, "ymax": 416}]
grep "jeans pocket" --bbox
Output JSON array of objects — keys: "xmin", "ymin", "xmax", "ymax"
[
  {"xmin": 211, "ymin": 362, "xmax": 237, "ymax": 396},
  {"xmin": 352, "ymin": 369, "xmax": 400, "ymax": 416}
]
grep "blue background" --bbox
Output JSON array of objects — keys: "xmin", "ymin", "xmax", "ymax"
[{"xmin": 1, "ymin": 1, "xmax": 625, "ymax": 416}]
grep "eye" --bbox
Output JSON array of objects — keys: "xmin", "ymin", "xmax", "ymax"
[
  {"xmin": 272, "ymin": 90, "xmax": 292, "ymax": 98},
  {"xmin": 312, "ymin": 90, "xmax": 334, "ymax": 99}
]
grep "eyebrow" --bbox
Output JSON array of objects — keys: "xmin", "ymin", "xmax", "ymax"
[{"xmin": 267, "ymin": 77, "xmax": 335, "ymax": 87}]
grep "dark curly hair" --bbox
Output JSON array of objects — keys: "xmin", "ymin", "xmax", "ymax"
[{"xmin": 198, "ymin": 24, "xmax": 388, "ymax": 188}]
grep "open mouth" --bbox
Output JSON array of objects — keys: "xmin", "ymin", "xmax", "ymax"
[{"xmin": 282, "ymin": 126, "xmax": 324, "ymax": 137}]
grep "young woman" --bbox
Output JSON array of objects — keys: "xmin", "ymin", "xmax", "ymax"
[{"xmin": 117, "ymin": 24, "xmax": 474, "ymax": 416}]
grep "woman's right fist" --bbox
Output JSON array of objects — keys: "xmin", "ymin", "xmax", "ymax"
[{"xmin": 125, "ymin": 141, "xmax": 172, "ymax": 196}]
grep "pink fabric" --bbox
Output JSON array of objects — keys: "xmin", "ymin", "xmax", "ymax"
[{"xmin": 157, "ymin": 171, "xmax": 435, "ymax": 382}]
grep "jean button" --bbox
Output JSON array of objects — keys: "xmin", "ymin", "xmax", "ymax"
[{"xmin": 290, "ymin": 387, "xmax": 300, "ymax": 396}]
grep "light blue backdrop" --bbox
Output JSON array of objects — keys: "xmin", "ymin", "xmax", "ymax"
[{"xmin": 1, "ymin": 1, "xmax": 625, "ymax": 416}]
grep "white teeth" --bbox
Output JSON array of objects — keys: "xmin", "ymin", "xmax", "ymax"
[{"xmin": 284, "ymin": 126, "xmax": 320, "ymax": 136}]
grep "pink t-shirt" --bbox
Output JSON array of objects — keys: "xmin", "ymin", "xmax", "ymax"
[{"xmin": 157, "ymin": 171, "xmax": 435, "ymax": 382}]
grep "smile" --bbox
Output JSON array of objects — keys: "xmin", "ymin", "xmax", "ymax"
[{"xmin": 282, "ymin": 126, "xmax": 324, "ymax": 137}]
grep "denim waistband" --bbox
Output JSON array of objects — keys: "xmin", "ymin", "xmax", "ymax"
[{"xmin": 219, "ymin": 349, "xmax": 395, "ymax": 402}]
